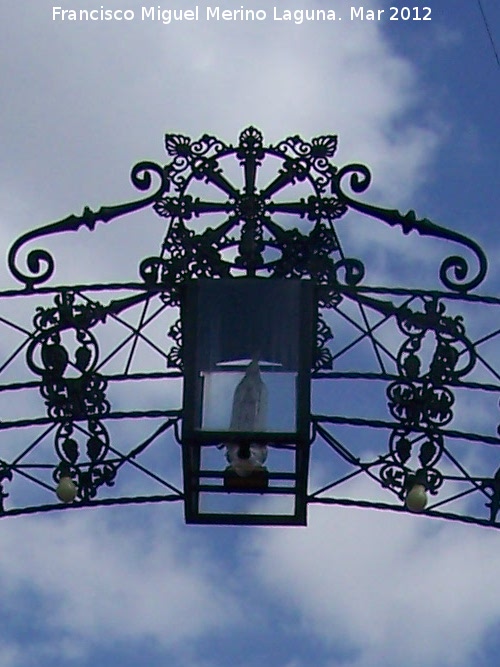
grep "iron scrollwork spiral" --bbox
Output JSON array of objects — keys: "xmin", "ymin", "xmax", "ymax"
[
  {"xmin": 8, "ymin": 161, "xmax": 167, "ymax": 289},
  {"xmin": 333, "ymin": 164, "xmax": 487, "ymax": 293}
]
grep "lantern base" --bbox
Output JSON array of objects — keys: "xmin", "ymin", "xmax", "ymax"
[{"xmin": 223, "ymin": 466, "xmax": 269, "ymax": 492}]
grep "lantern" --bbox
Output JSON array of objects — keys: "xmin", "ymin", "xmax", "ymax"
[{"xmin": 181, "ymin": 278, "xmax": 316, "ymax": 525}]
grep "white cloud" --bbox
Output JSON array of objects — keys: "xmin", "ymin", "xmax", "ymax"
[
  {"xmin": 0, "ymin": 509, "xmax": 242, "ymax": 658},
  {"xmin": 1, "ymin": 1, "xmax": 441, "ymax": 218},
  {"xmin": 246, "ymin": 501, "xmax": 500, "ymax": 667}
]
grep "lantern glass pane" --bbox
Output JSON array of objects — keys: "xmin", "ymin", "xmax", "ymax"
[
  {"xmin": 193, "ymin": 279, "xmax": 303, "ymax": 436},
  {"xmin": 201, "ymin": 370, "xmax": 297, "ymax": 432}
]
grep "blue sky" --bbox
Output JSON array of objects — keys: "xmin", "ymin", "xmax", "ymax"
[{"xmin": 0, "ymin": 1, "xmax": 499, "ymax": 666}]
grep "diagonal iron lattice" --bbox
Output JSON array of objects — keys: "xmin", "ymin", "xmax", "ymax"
[{"xmin": 0, "ymin": 127, "xmax": 499, "ymax": 526}]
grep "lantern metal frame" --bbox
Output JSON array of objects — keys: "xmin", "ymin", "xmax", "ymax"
[
  {"xmin": 180, "ymin": 276, "xmax": 316, "ymax": 524},
  {"xmin": 0, "ymin": 127, "xmax": 499, "ymax": 527}
]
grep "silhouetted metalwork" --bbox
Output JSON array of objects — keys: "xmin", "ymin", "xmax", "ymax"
[{"xmin": 1, "ymin": 127, "xmax": 498, "ymax": 526}]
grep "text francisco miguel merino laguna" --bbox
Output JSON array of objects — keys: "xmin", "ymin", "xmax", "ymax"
[{"xmin": 52, "ymin": 5, "xmax": 396, "ymax": 23}]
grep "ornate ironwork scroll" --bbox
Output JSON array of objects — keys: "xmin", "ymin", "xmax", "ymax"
[
  {"xmin": 0, "ymin": 127, "xmax": 498, "ymax": 527},
  {"xmin": 379, "ymin": 297, "xmax": 474, "ymax": 500},
  {"xmin": 26, "ymin": 291, "xmax": 115, "ymax": 501}
]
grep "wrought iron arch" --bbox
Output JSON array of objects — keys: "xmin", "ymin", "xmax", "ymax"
[{"xmin": 1, "ymin": 127, "xmax": 499, "ymax": 527}]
